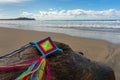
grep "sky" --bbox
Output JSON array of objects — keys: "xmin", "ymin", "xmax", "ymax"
[{"xmin": 0, "ymin": 0, "xmax": 120, "ymax": 20}]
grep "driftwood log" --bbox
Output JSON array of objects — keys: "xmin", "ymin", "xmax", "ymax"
[{"xmin": 0, "ymin": 42, "xmax": 115, "ymax": 80}]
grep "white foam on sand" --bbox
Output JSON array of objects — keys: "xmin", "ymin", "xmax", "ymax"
[{"xmin": 0, "ymin": 20, "xmax": 120, "ymax": 44}]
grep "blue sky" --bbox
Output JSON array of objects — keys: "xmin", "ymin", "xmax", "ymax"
[{"xmin": 0, "ymin": 0, "xmax": 120, "ymax": 20}]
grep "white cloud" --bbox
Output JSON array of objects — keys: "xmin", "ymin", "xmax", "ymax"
[
  {"xmin": 0, "ymin": 13, "xmax": 12, "ymax": 19},
  {"xmin": 21, "ymin": 9, "xmax": 120, "ymax": 20},
  {"xmin": 0, "ymin": 0, "xmax": 30, "ymax": 3}
]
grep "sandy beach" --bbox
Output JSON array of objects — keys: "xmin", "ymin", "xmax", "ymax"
[
  {"xmin": 0, "ymin": 27, "xmax": 119, "ymax": 62},
  {"xmin": 0, "ymin": 27, "xmax": 120, "ymax": 79}
]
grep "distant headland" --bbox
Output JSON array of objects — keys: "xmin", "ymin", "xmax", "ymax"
[{"xmin": 0, "ymin": 17, "xmax": 36, "ymax": 20}]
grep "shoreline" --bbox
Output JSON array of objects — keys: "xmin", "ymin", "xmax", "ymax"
[
  {"xmin": 1, "ymin": 26, "xmax": 119, "ymax": 45},
  {"xmin": 0, "ymin": 27, "xmax": 120, "ymax": 62},
  {"xmin": 0, "ymin": 20, "xmax": 120, "ymax": 44}
]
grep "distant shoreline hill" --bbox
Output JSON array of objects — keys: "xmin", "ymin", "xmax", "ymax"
[{"xmin": 0, "ymin": 17, "xmax": 36, "ymax": 20}]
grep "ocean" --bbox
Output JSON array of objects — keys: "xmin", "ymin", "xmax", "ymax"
[{"xmin": 0, "ymin": 20, "xmax": 120, "ymax": 44}]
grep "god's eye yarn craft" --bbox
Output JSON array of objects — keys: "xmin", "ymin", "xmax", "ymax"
[
  {"xmin": 30, "ymin": 36, "xmax": 62, "ymax": 58},
  {"xmin": 15, "ymin": 36, "xmax": 62, "ymax": 80}
]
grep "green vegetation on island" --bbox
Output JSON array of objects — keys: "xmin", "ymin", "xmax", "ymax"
[{"xmin": 0, "ymin": 17, "xmax": 35, "ymax": 20}]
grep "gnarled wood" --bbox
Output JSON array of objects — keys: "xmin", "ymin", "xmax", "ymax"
[{"xmin": 0, "ymin": 42, "xmax": 115, "ymax": 80}]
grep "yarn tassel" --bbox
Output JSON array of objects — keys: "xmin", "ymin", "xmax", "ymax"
[{"xmin": 15, "ymin": 56, "xmax": 50, "ymax": 80}]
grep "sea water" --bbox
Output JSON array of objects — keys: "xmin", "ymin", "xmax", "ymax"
[{"xmin": 0, "ymin": 20, "xmax": 120, "ymax": 44}]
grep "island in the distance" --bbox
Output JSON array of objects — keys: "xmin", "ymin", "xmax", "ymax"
[{"xmin": 0, "ymin": 17, "xmax": 36, "ymax": 20}]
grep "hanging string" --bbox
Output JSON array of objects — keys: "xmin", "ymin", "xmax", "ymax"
[
  {"xmin": 0, "ymin": 57, "xmax": 40, "ymax": 71},
  {"xmin": 15, "ymin": 56, "xmax": 51, "ymax": 80}
]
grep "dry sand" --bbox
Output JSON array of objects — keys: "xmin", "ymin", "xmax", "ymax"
[{"xmin": 0, "ymin": 27, "xmax": 120, "ymax": 79}]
